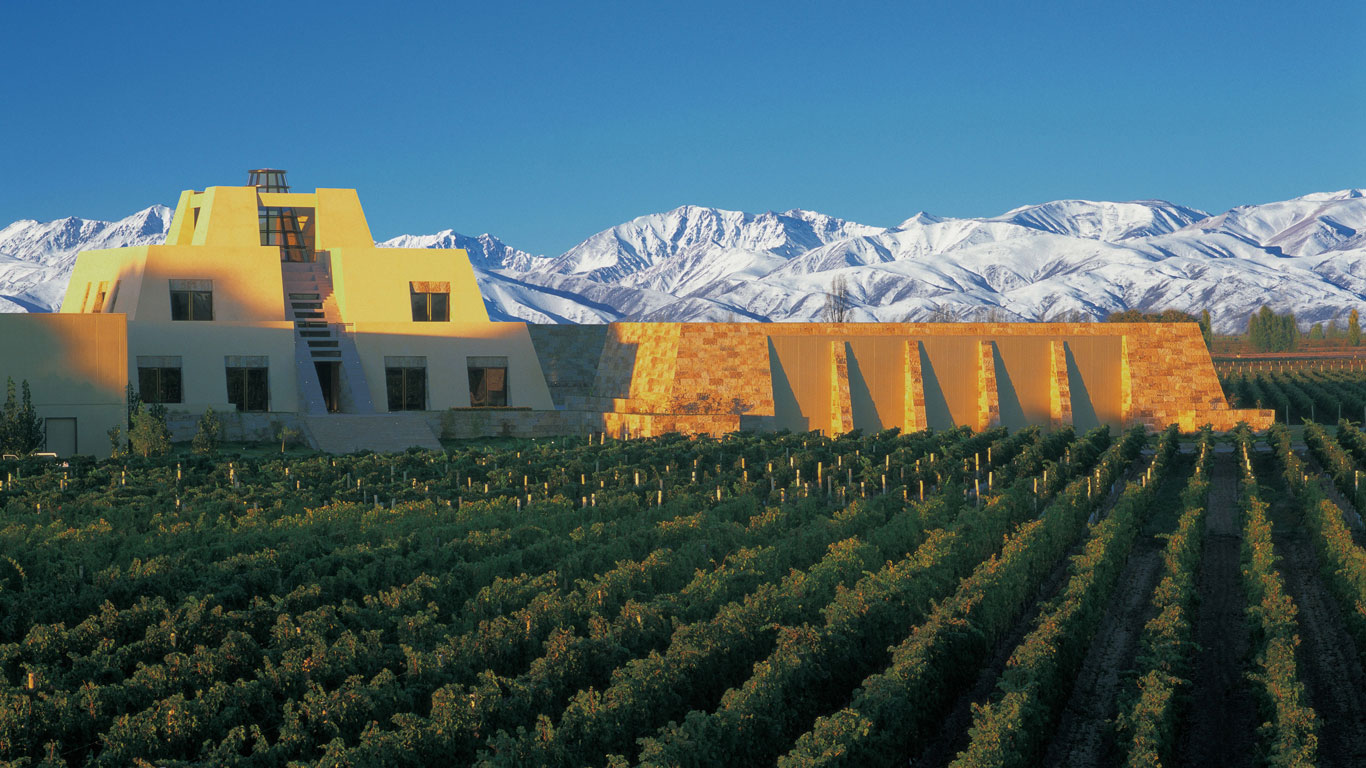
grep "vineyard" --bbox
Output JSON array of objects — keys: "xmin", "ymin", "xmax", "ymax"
[
  {"xmin": 1220, "ymin": 367, "xmax": 1366, "ymax": 425},
  {"xmin": 2, "ymin": 421, "xmax": 1366, "ymax": 767}
]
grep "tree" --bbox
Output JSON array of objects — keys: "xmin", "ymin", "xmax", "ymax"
[
  {"xmin": 1199, "ymin": 310, "xmax": 1213, "ymax": 350},
  {"xmin": 276, "ymin": 423, "xmax": 302, "ymax": 453},
  {"xmin": 108, "ymin": 424, "xmax": 126, "ymax": 459},
  {"xmin": 1350, "ymin": 309, "xmax": 1361, "ymax": 347},
  {"xmin": 128, "ymin": 403, "xmax": 171, "ymax": 457},
  {"xmin": 0, "ymin": 378, "xmax": 44, "ymax": 454},
  {"xmin": 192, "ymin": 407, "xmax": 221, "ymax": 455},
  {"xmin": 17, "ymin": 381, "xmax": 43, "ymax": 453},
  {"xmin": 1247, "ymin": 306, "xmax": 1298, "ymax": 352},
  {"xmin": 821, "ymin": 275, "xmax": 852, "ymax": 324},
  {"xmin": 1309, "ymin": 322, "xmax": 1325, "ymax": 340},
  {"xmin": 0, "ymin": 378, "xmax": 17, "ymax": 453}
]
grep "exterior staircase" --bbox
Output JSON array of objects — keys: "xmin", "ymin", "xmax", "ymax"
[
  {"xmin": 301, "ymin": 413, "xmax": 443, "ymax": 454},
  {"xmin": 282, "ymin": 258, "xmax": 439, "ymax": 454},
  {"xmin": 281, "ymin": 258, "xmax": 375, "ymax": 416}
]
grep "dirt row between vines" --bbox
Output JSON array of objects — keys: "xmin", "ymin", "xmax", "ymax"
[
  {"xmin": 1175, "ymin": 452, "xmax": 1256, "ymax": 768},
  {"xmin": 1040, "ymin": 450, "xmax": 1195, "ymax": 768}
]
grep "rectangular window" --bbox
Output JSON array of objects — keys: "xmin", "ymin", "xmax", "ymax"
[
  {"xmin": 259, "ymin": 207, "xmax": 315, "ymax": 262},
  {"xmin": 170, "ymin": 279, "xmax": 213, "ymax": 321},
  {"xmin": 385, "ymin": 356, "xmax": 427, "ymax": 411},
  {"xmin": 225, "ymin": 356, "xmax": 269, "ymax": 412},
  {"xmin": 410, "ymin": 281, "xmax": 450, "ymax": 322},
  {"xmin": 137, "ymin": 356, "xmax": 183, "ymax": 404},
  {"xmin": 468, "ymin": 356, "xmax": 508, "ymax": 407},
  {"xmin": 90, "ymin": 281, "xmax": 109, "ymax": 313}
]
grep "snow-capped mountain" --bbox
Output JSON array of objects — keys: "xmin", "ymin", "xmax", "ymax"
[
  {"xmin": 378, "ymin": 230, "xmax": 547, "ymax": 272},
  {"xmin": 3, "ymin": 191, "xmax": 1364, "ymax": 333},
  {"xmin": 0, "ymin": 205, "xmax": 172, "ymax": 311}
]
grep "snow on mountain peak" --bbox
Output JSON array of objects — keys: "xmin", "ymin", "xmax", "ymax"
[
  {"xmin": 991, "ymin": 199, "xmax": 1209, "ymax": 241},
  {"xmin": 2, "ymin": 192, "xmax": 1365, "ymax": 334}
]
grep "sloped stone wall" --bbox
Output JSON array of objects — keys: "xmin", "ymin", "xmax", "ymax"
[{"xmin": 545, "ymin": 321, "xmax": 1271, "ymax": 435}]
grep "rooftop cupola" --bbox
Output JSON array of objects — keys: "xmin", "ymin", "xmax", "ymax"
[{"xmin": 248, "ymin": 168, "xmax": 290, "ymax": 193}]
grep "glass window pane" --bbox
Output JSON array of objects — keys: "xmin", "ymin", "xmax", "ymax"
[
  {"xmin": 386, "ymin": 368, "xmax": 404, "ymax": 411},
  {"xmin": 246, "ymin": 368, "xmax": 268, "ymax": 412},
  {"xmin": 488, "ymin": 368, "xmax": 507, "ymax": 407},
  {"xmin": 468, "ymin": 368, "xmax": 486, "ymax": 407},
  {"xmin": 226, "ymin": 368, "xmax": 245, "ymax": 411},
  {"xmin": 430, "ymin": 293, "xmax": 449, "ymax": 322},
  {"xmin": 165, "ymin": 368, "xmax": 183, "ymax": 404},
  {"xmin": 138, "ymin": 368, "xmax": 158, "ymax": 401},
  {"xmin": 411, "ymin": 293, "xmax": 428, "ymax": 322},
  {"xmin": 170, "ymin": 290, "xmax": 190, "ymax": 321},
  {"xmin": 192, "ymin": 291, "xmax": 213, "ymax": 321},
  {"xmin": 405, "ymin": 368, "xmax": 426, "ymax": 411}
]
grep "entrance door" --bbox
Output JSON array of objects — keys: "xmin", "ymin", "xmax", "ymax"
[
  {"xmin": 45, "ymin": 418, "xmax": 76, "ymax": 456},
  {"xmin": 315, "ymin": 362, "xmax": 340, "ymax": 412}
]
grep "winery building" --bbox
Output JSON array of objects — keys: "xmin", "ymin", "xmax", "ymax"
[{"xmin": 0, "ymin": 171, "xmax": 1272, "ymax": 455}]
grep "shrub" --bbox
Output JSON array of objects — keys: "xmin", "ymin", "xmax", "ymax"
[
  {"xmin": 128, "ymin": 403, "xmax": 172, "ymax": 457},
  {"xmin": 192, "ymin": 407, "xmax": 222, "ymax": 455}
]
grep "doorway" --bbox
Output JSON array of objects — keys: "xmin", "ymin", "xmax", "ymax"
[{"xmin": 315, "ymin": 362, "xmax": 340, "ymax": 412}]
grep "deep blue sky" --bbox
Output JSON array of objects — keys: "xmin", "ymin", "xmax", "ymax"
[{"xmin": 2, "ymin": 1, "xmax": 1362, "ymax": 255}]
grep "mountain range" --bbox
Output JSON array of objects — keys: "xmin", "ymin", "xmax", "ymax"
[{"xmin": 2, "ymin": 190, "xmax": 1363, "ymax": 333}]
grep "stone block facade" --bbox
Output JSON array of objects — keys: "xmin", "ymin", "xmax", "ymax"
[{"xmin": 519, "ymin": 321, "xmax": 1272, "ymax": 438}]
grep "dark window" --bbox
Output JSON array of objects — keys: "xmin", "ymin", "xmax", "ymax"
[
  {"xmin": 170, "ymin": 289, "xmax": 213, "ymax": 320},
  {"xmin": 138, "ymin": 367, "xmax": 183, "ymax": 404},
  {"xmin": 385, "ymin": 367, "xmax": 427, "ymax": 411},
  {"xmin": 259, "ymin": 207, "xmax": 315, "ymax": 262},
  {"xmin": 468, "ymin": 364, "xmax": 507, "ymax": 407},
  {"xmin": 410, "ymin": 289, "xmax": 450, "ymax": 321},
  {"xmin": 226, "ymin": 367, "xmax": 269, "ymax": 412}
]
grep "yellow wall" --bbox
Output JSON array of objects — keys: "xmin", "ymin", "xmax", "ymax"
[
  {"xmin": 330, "ymin": 246, "xmax": 489, "ymax": 324},
  {"xmin": 0, "ymin": 314, "xmax": 127, "ymax": 456},
  {"xmin": 63, "ymin": 245, "xmax": 286, "ymax": 322}
]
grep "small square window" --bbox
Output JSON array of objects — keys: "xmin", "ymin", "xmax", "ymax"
[
  {"xmin": 385, "ymin": 363, "xmax": 427, "ymax": 411},
  {"xmin": 138, "ymin": 360, "xmax": 183, "ymax": 404},
  {"xmin": 170, "ymin": 280, "xmax": 213, "ymax": 321},
  {"xmin": 410, "ymin": 282, "xmax": 451, "ymax": 322},
  {"xmin": 226, "ymin": 366, "xmax": 269, "ymax": 412}
]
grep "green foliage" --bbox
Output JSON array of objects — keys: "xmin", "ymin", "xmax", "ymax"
[
  {"xmin": 1350, "ymin": 308, "xmax": 1361, "ymax": 347},
  {"xmin": 1116, "ymin": 429, "xmax": 1214, "ymax": 766},
  {"xmin": 1235, "ymin": 426, "xmax": 1319, "ymax": 766},
  {"xmin": 1, "ymin": 377, "xmax": 46, "ymax": 455},
  {"xmin": 107, "ymin": 423, "xmax": 126, "ymax": 458},
  {"xmin": 128, "ymin": 403, "xmax": 171, "ymax": 458},
  {"xmin": 1309, "ymin": 322, "xmax": 1325, "ymax": 340},
  {"xmin": 275, "ymin": 423, "xmax": 303, "ymax": 453},
  {"xmin": 1247, "ymin": 305, "xmax": 1299, "ymax": 352},
  {"xmin": 1199, "ymin": 309, "xmax": 1213, "ymax": 349},
  {"xmin": 192, "ymin": 407, "xmax": 222, "ymax": 455},
  {"xmin": 0, "ymin": 426, "xmax": 1267, "ymax": 767},
  {"xmin": 1105, "ymin": 308, "xmax": 1198, "ymax": 324}
]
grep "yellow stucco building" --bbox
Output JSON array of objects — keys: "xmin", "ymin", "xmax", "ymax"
[
  {"xmin": 56, "ymin": 170, "xmax": 554, "ymax": 452},
  {"xmin": 0, "ymin": 170, "xmax": 1270, "ymax": 456}
]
